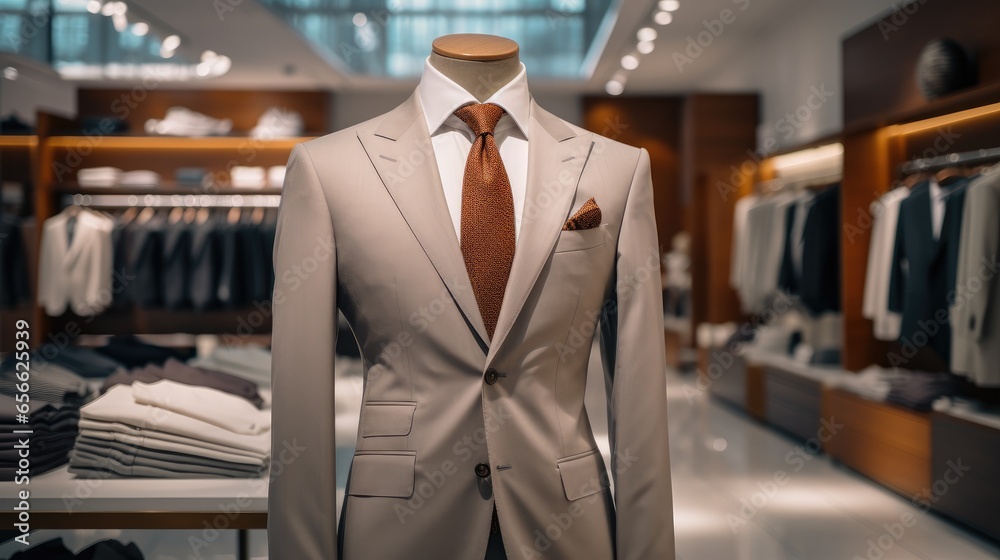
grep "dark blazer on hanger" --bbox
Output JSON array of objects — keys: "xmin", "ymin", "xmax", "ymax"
[
  {"xmin": 889, "ymin": 179, "xmax": 968, "ymax": 366},
  {"xmin": 798, "ymin": 184, "xmax": 841, "ymax": 315}
]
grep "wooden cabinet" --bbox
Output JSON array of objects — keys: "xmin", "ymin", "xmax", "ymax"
[
  {"xmin": 823, "ymin": 388, "xmax": 931, "ymax": 497},
  {"xmin": 931, "ymin": 412, "xmax": 1000, "ymax": 540}
]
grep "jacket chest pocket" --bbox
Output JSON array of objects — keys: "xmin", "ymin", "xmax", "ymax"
[{"xmin": 553, "ymin": 225, "xmax": 609, "ymax": 253}]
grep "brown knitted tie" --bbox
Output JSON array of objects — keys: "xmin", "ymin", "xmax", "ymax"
[{"xmin": 454, "ymin": 103, "xmax": 516, "ymax": 340}]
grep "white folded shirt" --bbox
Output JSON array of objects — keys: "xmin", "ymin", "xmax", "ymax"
[
  {"xmin": 132, "ymin": 379, "xmax": 270, "ymax": 435},
  {"xmin": 77, "ymin": 167, "xmax": 123, "ymax": 187},
  {"xmin": 117, "ymin": 170, "xmax": 162, "ymax": 187},
  {"xmin": 81, "ymin": 385, "xmax": 270, "ymax": 455}
]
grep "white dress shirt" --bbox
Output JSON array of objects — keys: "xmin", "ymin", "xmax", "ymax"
[
  {"xmin": 929, "ymin": 178, "xmax": 946, "ymax": 240},
  {"xmin": 862, "ymin": 186, "xmax": 909, "ymax": 340},
  {"xmin": 82, "ymin": 385, "xmax": 271, "ymax": 456},
  {"xmin": 415, "ymin": 57, "xmax": 531, "ymax": 242}
]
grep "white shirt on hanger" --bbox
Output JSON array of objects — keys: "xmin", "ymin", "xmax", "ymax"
[
  {"xmin": 929, "ymin": 178, "xmax": 946, "ymax": 240},
  {"xmin": 416, "ymin": 57, "xmax": 531, "ymax": 242},
  {"xmin": 862, "ymin": 186, "xmax": 909, "ymax": 340}
]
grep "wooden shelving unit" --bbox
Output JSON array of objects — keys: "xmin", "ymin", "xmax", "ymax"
[
  {"xmin": 25, "ymin": 88, "xmax": 331, "ymax": 347},
  {"xmin": 0, "ymin": 134, "xmax": 38, "ymax": 352}
]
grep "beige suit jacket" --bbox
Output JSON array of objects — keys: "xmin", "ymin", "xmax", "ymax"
[
  {"xmin": 269, "ymin": 93, "xmax": 674, "ymax": 559},
  {"xmin": 951, "ymin": 166, "xmax": 1000, "ymax": 387}
]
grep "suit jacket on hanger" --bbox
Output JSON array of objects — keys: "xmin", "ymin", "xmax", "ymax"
[
  {"xmin": 798, "ymin": 184, "xmax": 841, "ymax": 315},
  {"xmin": 889, "ymin": 179, "xmax": 968, "ymax": 367},
  {"xmin": 38, "ymin": 209, "xmax": 114, "ymax": 317},
  {"xmin": 269, "ymin": 94, "xmax": 674, "ymax": 559},
  {"xmin": 951, "ymin": 167, "xmax": 1000, "ymax": 386}
]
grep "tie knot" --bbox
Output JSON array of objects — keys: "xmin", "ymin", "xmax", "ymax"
[{"xmin": 454, "ymin": 103, "xmax": 505, "ymax": 137}]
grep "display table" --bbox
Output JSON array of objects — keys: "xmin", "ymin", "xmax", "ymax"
[{"xmin": 0, "ymin": 466, "xmax": 269, "ymax": 559}]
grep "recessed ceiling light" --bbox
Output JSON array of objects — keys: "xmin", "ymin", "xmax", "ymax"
[
  {"xmin": 201, "ymin": 50, "xmax": 217, "ymax": 62},
  {"xmin": 113, "ymin": 1, "xmax": 127, "ymax": 15},
  {"xmin": 606, "ymin": 80, "xmax": 624, "ymax": 96},
  {"xmin": 100, "ymin": 2, "xmax": 114, "ymax": 15},
  {"xmin": 621, "ymin": 54, "xmax": 639, "ymax": 70},
  {"xmin": 352, "ymin": 12, "xmax": 367, "ymax": 26},
  {"xmin": 131, "ymin": 22, "xmax": 148, "ymax": 36},
  {"xmin": 162, "ymin": 34, "xmax": 181, "ymax": 51},
  {"xmin": 86, "ymin": 1, "xmax": 102, "ymax": 14},
  {"xmin": 637, "ymin": 27, "xmax": 657, "ymax": 42},
  {"xmin": 3, "ymin": 67, "xmax": 18, "ymax": 81},
  {"xmin": 637, "ymin": 40, "xmax": 655, "ymax": 54},
  {"xmin": 659, "ymin": 0, "xmax": 680, "ymax": 11},
  {"xmin": 654, "ymin": 11, "xmax": 673, "ymax": 25}
]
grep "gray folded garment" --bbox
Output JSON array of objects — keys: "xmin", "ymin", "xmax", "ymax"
[
  {"xmin": 78, "ymin": 419, "xmax": 267, "ymax": 464},
  {"xmin": 73, "ymin": 437, "xmax": 263, "ymax": 474},
  {"xmin": 69, "ymin": 448, "xmax": 262, "ymax": 478}
]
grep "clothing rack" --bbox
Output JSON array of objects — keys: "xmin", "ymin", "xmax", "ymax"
[
  {"xmin": 754, "ymin": 173, "xmax": 841, "ymax": 194},
  {"xmin": 63, "ymin": 193, "xmax": 282, "ymax": 208},
  {"xmin": 900, "ymin": 146, "xmax": 1000, "ymax": 176}
]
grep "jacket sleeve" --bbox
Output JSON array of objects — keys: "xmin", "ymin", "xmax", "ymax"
[
  {"xmin": 598, "ymin": 148, "xmax": 675, "ymax": 560},
  {"xmin": 269, "ymin": 143, "xmax": 340, "ymax": 559}
]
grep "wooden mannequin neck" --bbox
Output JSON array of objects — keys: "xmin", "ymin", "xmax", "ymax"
[{"xmin": 428, "ymin": 51, "xmax": 521, "ymax": 103}]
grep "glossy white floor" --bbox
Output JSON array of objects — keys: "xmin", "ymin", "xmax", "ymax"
[
  {"xmin": 662, "ymin": 369, "xmax": 999, "ymax": 560},
  {"xmin": 4, "ymin": 366, "xmax": 996, "ymax": 559}
]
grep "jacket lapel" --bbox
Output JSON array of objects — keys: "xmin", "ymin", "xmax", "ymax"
[
  {"xmin": 357, "ymin": 94, "xmax": 490, "ymax": 347},
  {"xmin": 486, "ymin": 101, "xmax": 594, "ymax": 364}
]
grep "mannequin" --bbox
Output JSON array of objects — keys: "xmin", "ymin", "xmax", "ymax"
[{"xmin": 429, "ymin": 33, "xmax": 521, "ymax": 101}]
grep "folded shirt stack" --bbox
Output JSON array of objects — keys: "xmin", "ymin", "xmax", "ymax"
[
  {"xmin": 175, "ymin": 167, "xmax": 209, "ymax": 187},
  {"xmin": 886, "ymin": 370, "xmax": 959, "ymax": 411},
  {"xmin": 0, "ymin": 394, "xmax": 81, "ymax": 480},
  {"xmin": 230, "ymin": 166, "xmax": 266, "ymax": 188},
  {"xmin": 117, "ymin": 170, "xmax": 162, "ymax": 187},
  {"xmin": 92, "ymin": 335, "xmax": 191, "ymax": 369},
  {"xmin": 144, "ymin": 107, "xmax": 233, "ymax": 137},
  {"xmin": 77, "ymin": 167, "xmax": 122, "ymax": 187},
  {"xmin": 10, "ymin": 537, "xmax": 144, "ymax": 560},
  {"xmin": 250, "ymin": 107, "xmax": 304, "ymax": 139},
  {"xmin": 0, "ymin": 359, "xmax": 92, "ymax": 406},
  {"xmin": 101, "ymin": 357, "xmax": 263, "ymax": 408},
  {"xmin": 189, "ymin": 345, "xmax": 272, "ymax": 389},
  {"xmin": 268, "ymin": 165, "xmax": 286, "ymax": 188},
  {"xmin": 71, "ymin": 380, "xmax": 270, "ymax": 479}
]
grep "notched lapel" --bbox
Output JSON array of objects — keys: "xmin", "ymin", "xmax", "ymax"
[
  {"xmin": 357, "ymin": 95, "xmax": 490, "ymax": 348},
  {"xmin": 487, "ymin": 103, "xmax": 595, "ymax": 363}
]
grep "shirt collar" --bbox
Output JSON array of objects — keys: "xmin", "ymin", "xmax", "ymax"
[{"xmin": 416, "ymin": 56, "xmax": 531, "ymax": 140}]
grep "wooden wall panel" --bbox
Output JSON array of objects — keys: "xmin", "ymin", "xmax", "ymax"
[
  {"xmin": 582, "ymin": 96, "xmax": 683, "ymax": 251},
  {"xmin": 843, "ymin": 0, "xmax": 1000, "ymax": 128},
  {"xmin": 683, "ymin": 94, "xmax": 759, "ymax": 329}
]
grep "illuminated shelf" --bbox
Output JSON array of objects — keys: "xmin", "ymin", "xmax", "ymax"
[
  {"xmin": 0, "ymin": 135, "xmax": 38, "ymax": 148},
  {"xmin": 44, "ymin": 135, "xmax": 316, "ymax": 150},
  {"xmin": 52, "ymin": 183, "xmax": 283, "ymax": 195}
]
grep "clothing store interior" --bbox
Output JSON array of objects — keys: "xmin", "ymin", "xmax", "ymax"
[{"xmin": 2, "ymin": 0, "xmax": 1000, "ymax": 558}]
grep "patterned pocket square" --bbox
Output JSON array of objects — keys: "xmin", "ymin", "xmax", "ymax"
[{"xmin": 562, "ymin": 197, "xmax": 602, "ymax": 231}]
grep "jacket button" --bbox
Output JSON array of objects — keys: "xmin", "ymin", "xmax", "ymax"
[
  {"xmin": 970, "ymin": 315, "xmax": 976, "ymax": 330},
  {"xmin": 475, "ymin": 463, "xmax": 491, "ymax": 478},
  {"xmin": 484, "ymin": 368, "xmax": 499, "ymax": 385}
]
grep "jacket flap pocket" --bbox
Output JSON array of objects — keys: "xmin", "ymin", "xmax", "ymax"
[
  {"xmin": 554, "ymin": 225, "xmax": 608, "ymax": 253},
  {"xmin": 361, "ymin": 401, "xmax": 416, "ymax": 437},
  {"xmin": 347, "ymin": 450, "xmax": 416, "ymax": 498},
  {"xmin": 557, "ymin": 448, "xmax": 609, "ymax": 501}
]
